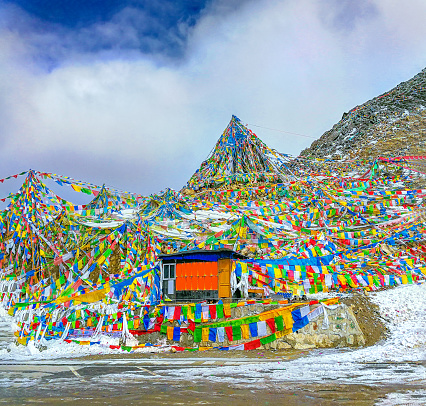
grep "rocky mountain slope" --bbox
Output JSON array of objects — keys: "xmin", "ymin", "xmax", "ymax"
[{"xmin": 301, "ymin": 68, "xmax": 426, "ymax": 160}]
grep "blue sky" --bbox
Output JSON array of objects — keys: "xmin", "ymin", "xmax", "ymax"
[
  {"xmin": 0, "ymin": 0, "xmax": 426, "ymax": 199},
  {"xmin": 7, "ymin": 0, "xmax": 207, "ymax": 28},
  {"xmin": 2, "ymin": 0, "xmax": 209, "ymax": 69}
]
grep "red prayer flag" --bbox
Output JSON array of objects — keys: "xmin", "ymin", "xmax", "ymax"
[
  {"xmin": 244, "ymin": 339, "xmax": 261, "ymax": 350},
  {"xmin": 173, "ymin": 306, "xmax": 181, "ymax": 320},
  {"xmin": 188, "ymin": 320, "xmax": 195, "ymax": 332},
  {"xmin": 266, "ymin": 318, "xmax": 276, "ymax": 333},
  {"xmin": 225, "ymin": 326, "xmax": 233, "ymax": 341},
  {"xmin": 209, "ymin": 304, "xmax": 216, "ymax": 319}
]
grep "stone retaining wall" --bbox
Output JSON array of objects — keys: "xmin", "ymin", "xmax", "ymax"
[
  {"xmin": 268, "ymin": 304, "xmax": 365, "ymax": 350},
  {"xmin": 135, "ymin": 302, "xmax": 366, "ymax": 350}
]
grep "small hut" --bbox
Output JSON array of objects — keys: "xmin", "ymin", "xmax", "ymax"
[{"xmin": 158, "ymin": 249, "xmax": 246, "ymax": 302}]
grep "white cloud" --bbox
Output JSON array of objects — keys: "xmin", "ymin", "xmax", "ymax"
[{"xmin": 0, "ymin": 0, "xmax": 426, "ymax": 196}]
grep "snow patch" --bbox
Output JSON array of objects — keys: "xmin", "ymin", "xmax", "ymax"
[{"xmin": 163, "ymin": 283, "xmax": 426, "ymax": 385}]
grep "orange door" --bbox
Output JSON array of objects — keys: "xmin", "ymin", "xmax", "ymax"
[{"xmin": 218, "ymin": 258, "xmax": 231, "ymax": 298}]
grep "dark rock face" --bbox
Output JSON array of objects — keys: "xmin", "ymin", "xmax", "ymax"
[{"xmin": 301, "ymin": 68, "xmax": 426, "ymax": 159}]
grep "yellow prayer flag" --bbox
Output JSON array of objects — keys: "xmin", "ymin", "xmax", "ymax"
[
  {"xmin": 202, "ymin": 327, "xmax": 210, "ymax": 342},
  {"xmin": 241, "ymin": 324, "xmax": 250, "ymax": 339},
  {"xmin": 223, "ymin": 303, "xmax": 231, "ymax": 318},
  {"xmin": 282, "ymin": 310, "xmax": 294, "ymax": 330},
  {"xmin": 167, "ymin": 326, "xmax": 174, "ymax": 340}
]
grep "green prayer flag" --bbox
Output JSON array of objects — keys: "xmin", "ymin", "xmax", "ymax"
[
  {"xmin": 194, "ymin": 328, "xmax": 202, "ymax": 343},
  {"xmin": 275, "ymin": 315, "xmax": 284, "ymax": 331},
  {"xmin": 260, "ymin": 333, "xmax": 276, "ymax": 345},
  {"xmin": 216, "ymin": 304, "xmax": 224, "ymax": 319},
  {"xmin": 232, "ymin": 325, "xmax": 242, "ymax": 341},
  {"xmin": 373, "ymin": 275, "xmax": 380, "ymax": 287}
]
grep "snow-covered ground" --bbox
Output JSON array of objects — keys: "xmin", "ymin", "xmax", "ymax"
[
  {"xmin": 0, "ymin": 284, "xmax": 424, "ymax": 405},
  {"xmin": 0, "ymin": 323, "xmax": 172, "ymax": 360},
  {"xmin": 159, "ymin": 283, "xmax": 426, "ymax": 385},
  {"xmin": 0, "ymin": 310, "xmax": 172, "ymax": 360},
  {"xmin": 376, "ymin": 390, "xmax": 426, "ymax": 406},
  {"xmin": 0, "ymin": 283, "xmax": 424, "ymax": 379}
]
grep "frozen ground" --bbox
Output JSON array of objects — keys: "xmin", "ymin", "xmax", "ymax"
[
  {"xmin": 160, "ymin": 283, "xmax": 426, "ymax": 384},
  {"xmin": 0, "ymin": 283, "xmax": 424, "ymax": 365},
  {"xmin": 0, "ymin": 283, "xmax": 424, "ymax": 405}
]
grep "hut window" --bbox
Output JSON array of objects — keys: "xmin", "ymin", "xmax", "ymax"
[
  {"xmin": 162, "ymin": 263, "xmax": 176, "ymax": 298},
  {"xmin": 163, "ymin": 263, "xmax": 175, "ymax": 279}
]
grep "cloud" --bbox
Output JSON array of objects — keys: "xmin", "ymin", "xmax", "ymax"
[
  {"xmin": 0, "ymin": 0, "xmax": 426, "ymax": 199},
  {"xmin": 0, "ymin": 1, "xmax": 210, "ymax": 67},
  {"xmin": 319, "ymin": 0, "xmax": 379, "ymax": 32}
]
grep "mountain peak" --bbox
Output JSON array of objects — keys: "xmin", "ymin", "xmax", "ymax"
[{"xmin": 184, "ymin": 115, "xmax": 289, "ymax": 191}]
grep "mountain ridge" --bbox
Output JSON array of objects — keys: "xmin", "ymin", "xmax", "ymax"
[{"xmin": 301, "ymin": 68, "xmax": 426, "ymax": 159}]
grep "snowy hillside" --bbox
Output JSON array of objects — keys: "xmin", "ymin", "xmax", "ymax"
[{"xmin": 301, "ymin": 68, "xmax": 426, "ymax": 159}]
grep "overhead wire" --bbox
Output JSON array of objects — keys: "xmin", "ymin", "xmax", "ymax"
[{"xmin": 246, "ymin": 123, "xmax": 317, "ymax": 139}]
